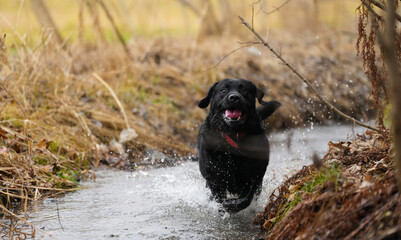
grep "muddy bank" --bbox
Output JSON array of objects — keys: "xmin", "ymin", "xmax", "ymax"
[{"xmin": 253, "ymin": 129, "xmax": 400, "ymax": 239}]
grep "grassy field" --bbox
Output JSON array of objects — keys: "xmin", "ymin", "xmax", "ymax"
[{"xmin": 0, "ymin": 0, "xmax": 374, "ymax": 238}]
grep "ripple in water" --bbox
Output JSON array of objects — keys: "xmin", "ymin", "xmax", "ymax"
[{"xmin": 27, "ymin": 125, "xmax": 364, "ymax": 239}]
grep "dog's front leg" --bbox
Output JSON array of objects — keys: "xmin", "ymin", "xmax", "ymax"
[
  {"xmin": 222, "ymin": 178, "xmax": 262, "ymax": 213},
  {"xmin": 207, "ymin": 180, "xmax": 226, "ymax": 203}
]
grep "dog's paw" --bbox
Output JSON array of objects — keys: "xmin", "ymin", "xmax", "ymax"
[{"xmin": 222, "ymin": 198, "xmax": 242, "ymax": 213}]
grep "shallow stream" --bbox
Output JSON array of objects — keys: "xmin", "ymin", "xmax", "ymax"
[{"xmin": 28, "ymin": 124, "xmax": 364, "ymax": 239}]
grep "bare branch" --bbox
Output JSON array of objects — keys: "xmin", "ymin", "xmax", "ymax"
[
  {"xmin": 97, "ymin": 0, "xmax": 133, "ymax": 60},
  {"xmin": 368, "ymin": 0, "xmax": 386, "ymax": 9},
  {"xmin": 259, "ymin": 0, "xmax": 291, "ymax": 15},
  {"xmin": 361, "ymin": 0, "xmax": 383, "ymax": 21},
  {"xmin": 236, "ymin": 41, "xmax": 261, "ymax": 45},
  {"xmin": 31, "ymin": 0, "xmax": 63, "ymax": 45},
  {"xmin": 204, "ymin": 43, "xmax": 257, "ymax": 72},
  {"xmin": 177, "ymin": 0, "xmax": 201, "ymax": 17},
  {"xmin": 252, "ymin": 3, "xmax": 255, "ymax": 29},
  {"xmin": 366, "ymin": 0, "xmax": 401, "ymax": 23},
  {"xmin": 239, "ymin": 16, "xmax": 380, "ymax": 132}
]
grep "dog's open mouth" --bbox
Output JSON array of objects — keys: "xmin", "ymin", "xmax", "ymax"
[
  {"xmin": 223, "ymin": 109, "xmax": 246, "ymax": 127},
  {"xmin": 225, "ymin": 109, "xmax": 242, "ymax": 120}
]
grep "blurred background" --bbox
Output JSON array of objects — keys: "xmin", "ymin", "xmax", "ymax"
[
  {"xmin": 0, "ymin": 0, "xmax": 370, "ymax": 156},
  {"xmin": 0, "ymin": 0, "xmax": 360, "ymax": 45}
]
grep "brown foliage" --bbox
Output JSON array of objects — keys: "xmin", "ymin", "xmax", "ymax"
[
  {"xmin": 356, "ymin": 0, "xmax": 401, "ymax": 127},
  {"xmin": 254, "ymin": 130, "xmax": 401, "ymax": 239},
  {"xmin": 356, "ymin": 2, "xmax": 387, "ymax": 127},
  {"xmin": 0, "ymin": 31, "xmax": 380, "ymax": 236}
]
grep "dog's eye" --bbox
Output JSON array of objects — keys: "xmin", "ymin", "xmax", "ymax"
[
  {"xmin": 240, "ymin": 88, "xmax": 247, "ymax": 94},
  {"xmin": 220, "ymin": 89, "xmax": 227, "ymax": 94}
]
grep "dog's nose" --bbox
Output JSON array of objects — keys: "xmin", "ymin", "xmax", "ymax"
[{"xmin": 228, "ymin": 93, "xmax": 240, "ymax": 103}]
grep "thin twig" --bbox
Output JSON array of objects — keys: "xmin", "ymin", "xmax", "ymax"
[
  {"xmin": 0, "ymin": 13, "xmax": 38, "ymax": 63},
  {"xmin": 204, "ymin": 43, "xmax": 257, "ymax": 72},
  {"xmin": 259, "ymin": 0, "xmax": 291, "ymax": 15},
  {"xmin": 15, "ymin": 0, "xmax": 25, "ymax": 28},
  {"xmin": 237, "ymin": 41, "xmax": 261, "ymax": 45},
  {"xmin": 55, "ymin": 198, "xmax": 64, "ymax": 231},
  {"xmin": 0, "ymin": 181, "xmax": 85, "ymax": 191},
  {"xmin": 365, "ymin": 0, "xmax": 401, "ymax": 23},
  {"xmin": 92, "ymin": 73, "xmax": 131, "ymax": 129},
  {"xmin": 63, "ymin": 104, "xmax": 92, "ymax": 137},
  {"xmin": 368, "ymin": 0, "xmax": 386, "ymax": 9},
  {"xmin": 31, "ymin": 0, "xmax": 64, "ymax": 45},
  {"xmin": 239, "ymin": 16, "xmax": 380, "ymax": 132},
  {"xmin": 176, "ymin": 0, "xmax": 201, "ymax": 17},
  {"xmin": 0, "ymin": 204, "xmax": 37, "ymax": 233},
  {"xmin": 0, "ymin": 203, "xmax": 54, "ymax": 239},
  {"xmin": 361, "ymin": 0, "xmax": 383, "ymax": 21},
  {"xmin": 252, "ymin": 4, "xmax": 255, "ymax": 29},
  {"xmin": 0, "ymin": 190, "xmax": 33, "ymax": 200},
  {"xmin": 97, "ymin": 0, "xmax": 133, "ymax": 60},
  {"xmin": 0, "ymin": 125, "xmax": 29, "ymax": 140},
  {"xmin": 344, "ymin": 193, "xmax": 399, "ymax": 240}
]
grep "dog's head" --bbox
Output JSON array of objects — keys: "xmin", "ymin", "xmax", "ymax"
[{"xmin": 198, "ymin": 79, "xmax": 273, "ymax": 130}]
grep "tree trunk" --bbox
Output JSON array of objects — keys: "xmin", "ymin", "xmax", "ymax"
[
  {"xmin": 380, "ymin": 0, "xmax": 401, "ymax": 191},
  {"xmin": 197, "ymin": 0, "xmax": 222, "ymax": 40},
  {"xmin": 31, "ymin": 0, "xmax": 63, "ymax": 45}
]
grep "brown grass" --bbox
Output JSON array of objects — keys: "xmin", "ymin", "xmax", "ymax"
[
  {"xmin": 254, "ymin": 129, "xmax": 401, "ymax": 239},
  {"xmin": 0, "ymin": 21, "xmax": 374, "ymax": 239}
]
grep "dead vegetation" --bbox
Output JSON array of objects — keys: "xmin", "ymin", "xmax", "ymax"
[
  {"xmin": 250, "ymin": 1, "xmax": 401, "ymax": 238},
  {"xmin": 0, "ymin": 0, "xmax": 386, "ymax": 237},
  {"xmin": 240, "ymin": 16, "xmax": 379, "ymax": 132},
  {"xmin": 0, "ymin": 31, "xmax": 373, "ymax": 236},
  {"xmin": 254, "ymin": 129, "xmax": 401, "ymax": 239}
]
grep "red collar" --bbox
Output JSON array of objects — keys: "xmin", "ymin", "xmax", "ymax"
[{"xmin": 218, "ymin": 131, "xmax": 245, "ymax": 148}]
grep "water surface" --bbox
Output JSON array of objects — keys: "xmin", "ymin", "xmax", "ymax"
[{"xmin": 28, "ymin": 124, "xmax": 364, "ymax": 239}]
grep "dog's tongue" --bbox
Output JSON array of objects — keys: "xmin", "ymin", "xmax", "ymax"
[{"xmin": 225, "ymin": 109, "xmax": 242, "ymax": 118}]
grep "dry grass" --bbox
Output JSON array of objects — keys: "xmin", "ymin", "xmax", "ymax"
[
  {"xmin": 0, "ymin": 0, "xmax": 375, "ymax": 237},
  {"xmin": 253, "ymin": 130, "xmax": 400, "ymax": 239},
  {"xmin": 0, "ymin": 30, "xmax": 373, "ymax": 236}
]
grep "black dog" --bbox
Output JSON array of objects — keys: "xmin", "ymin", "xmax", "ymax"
[{"xmin": 197, "ymin": 78, "xmax": 281, "ymax": 213}]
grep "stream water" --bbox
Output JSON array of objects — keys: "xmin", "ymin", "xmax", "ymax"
[{"xmin": 27, "ymin": 124, "xmax": 364, "ymax": 239}]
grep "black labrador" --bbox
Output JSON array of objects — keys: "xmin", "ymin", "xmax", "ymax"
[{"xmin": 197, "ymin": 78, "xmax": 281, "ymax": 213}]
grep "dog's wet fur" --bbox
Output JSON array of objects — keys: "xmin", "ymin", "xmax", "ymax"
[{"xmin": 197, "ymin": 78, "xmax": 281, "ymax": 213}]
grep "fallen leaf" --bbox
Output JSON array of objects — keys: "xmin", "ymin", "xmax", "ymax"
[
  {"xmin": 0, "ymin": 129, "xmax": 7, "ymax": 139},
  {"xmin": 38, "ymin": 139, "xmax": 48, "ymax": 149}
]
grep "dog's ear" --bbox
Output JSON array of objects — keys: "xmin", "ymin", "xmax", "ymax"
[
  {"xmin": 198, "ymin": 82, "xmax": 218, "ymax": 108},
  {"xmin": 255, "ymin": 86, "xmax": 269, "ymax": 105}
]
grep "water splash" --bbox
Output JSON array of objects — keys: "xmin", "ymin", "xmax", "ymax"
[{"xmin": 26, "ymin": 125, "xmax": 365, "ymax": 239}]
